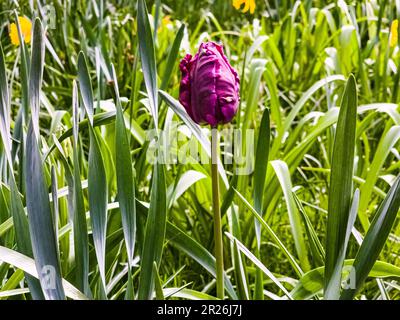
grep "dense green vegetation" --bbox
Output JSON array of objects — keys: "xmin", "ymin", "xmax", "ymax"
[{"xmin": 0, "ymin": 0, "xmax": 399, "ymax": 300}]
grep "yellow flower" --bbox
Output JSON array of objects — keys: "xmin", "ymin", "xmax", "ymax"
[
  {"xmin": 232, "ymin": 0, "xmax": 256, "ymax": 14},
  {"xmin": 162, "ymin": 15, "xmax": 171, "ymax": 26},
  {"xmin": 390, "ymin": 19, "xmax": 398, "ymax": 47},
  {"xmin": 9, "ymin": 16, "xmax": 32, "ymax": 46},
  {"xmin": 158, "ymin": 15, "xmax": 172, "ymax": 32}
]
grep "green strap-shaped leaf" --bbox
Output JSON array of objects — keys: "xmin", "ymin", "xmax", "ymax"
[
  {"xmin": 270, "ymin": 75, "xmax": 346, "ymax": 158},
  {"xmin": 136, "ymin": 200, "xmax": 238, "ymax": 299},
  {"xmin": 225, "ymin": 232, "xmax": 293, "ymax": 300},
  {"xmin": 28, "ymin": 19, "xmax": 45, "ymax": 137},
  {"xmin": 324, "ymin": 75, "xmax": 357, "ymax": 299},
  {"xmin": 137, "ymin": 0, "xmax": 158, "ymax": 125},
  {"xmin": 359, "ymin": 125, "xmax": 400, "ymax": 229},
  {"xmin": 77, "ymin": 52, "xmax": 108, "ymax": 290},
  {"xmin": 292, "ymin": 260, "xmax": 400, "ymax": 300},
  {"xmin": 0, "ymin": 43, "xmax": 10, "ymax": 163},
  {"xmin": 234, "ymin": 188, "xmax": 303, "ymax": 277},
  {"xmin": 71, "ymin": 81, "xmax": 90, "ymax": 295},
  {"xmin": 253, "ymin": 109, "xmax": 270, "ymax": 299},
  {"xmin": 159, "ymin": 90, "xmax": 229, "ymax": 188},
  {"xmin": 87, "ymin": 126, "xmax": 108, "ymax": 289},
  {"xmin": 325, "ymin": 189, "xmax": 359, "ymax": 299},
  {"xmin": 45, "ymin": 109, "xmax": 145, "ymax": 159},
  {"xmin": 162, "ymin": 288, "xmax": 218, "ymax": 300},
  {"xmin": 253, "ymin": 108, "xmax": 270, "ymax": 230},
  {"xmin": 138, "ymin": 163, "xmax": 167, "ymax": 299},
  {"xmin": 241, "ymin": 59, "xmax": 267, "ymax": 131},
  {"xmin": 0, "ymin": 246, "xmax": 87, "ymax": 300},
  {"xmin": 77, "ymin": 52, "xmax": 94, "ymax": 124},
  {"xmin": 167, "ymin": 224, "xmax": 238, "ymax": 300},
  {"xmin": 341, "ymin": 175, "xmax": 400, "ymax": 300},
  {"xmin": 153, "ymin": 262, "xmax": 165, "ymax": 300},
  {"xmin": 14, "ymin": 11, "xmax": 30, "ymax": 121},
  {"xmin": 160, "ymin": 24, "xmax": 185, "ymax": 91},
  {"xmin": 271, "ymin": 160, "xmax": 310, "ymax": 271},
  {"xmin": 24, "ymin": 18, "xmax": 64, "ymax": 300},
  {"xmin": 9, "ymin": 177, "xmax": 44, "ymax": 299},
  {"xmin": 293, "ymin": 194, "xmax": 325, "ymax": 267},
  {"xmin": 0, "ymin": 41, "xmax": 43, "ymax": 297},
  {"xmin": 232, "ymin": 239, "xmax": 249, "ymax": 300},
  {"xmin": 25, "ymin": 122, "xmax": 65, "ymax": 300},
  {"xmin": 111, "ymin": 64, "xmax": 136, "ymax": 269}
]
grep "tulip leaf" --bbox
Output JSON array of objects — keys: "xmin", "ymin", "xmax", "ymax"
[
  {"xmin": 77, "ymin": 52, "xmax": 108, "ymax": 290},
  {"xmin": 25, "ymin": 122, "xmax": 65, "ymax": 300},
  {"xmin": 292, "ymin": 260, "xmax": 400, "ymax": 300},
  {"xmin": 160, "ymin": 24, "xmax": 185, "ymax": 91},
  {"xmin": 28, "ymin": 18, "xmax": 45, "ymax": 137},
  {"xmin": 137, "ymin": 0, "xmax": 158, "ymax": 125},
  {"xmin": 324, "ymin": 75, "xmax": 357, "ymax": 299},
  {"xmin": 234, "ymin": 188, "xmax": 303, "ymax": 276},
  {"xmin": 111, "ymin": 64, "xmax": 136, "ymax": 270},
  {"xmin": 341, "ymin": 175, "xmax": 400, "ymax": 300},
  {"xmin": 136, "ymin": 200, "xmax": 238, "ymax": 299},
  {"xmin": 71, "ymin": 81, "xmax": 90, "ymax": 295},
  {"xmin": 159, "ymin": 90, "xmax": 229, "ymax": 188},
  {"xmin": 359, "ymin": 125, "xmax": 400, "ymax": 229},
  {"xmin": 225, "ymin": 232, "xmax": 293, "ymax": 300},
  {"xmin": 0, "ymin": 246, "xmax": 87, "ymax": 300},
  {"xmin": 271, "ymin": 160, "xmax": 310, "ymax": 271},
  {"xmin": 77, "ymin": 52, "xmax": 94, "ymax": 124},
  {"xmin": 138, "ymin": 163, "xmax": 167, "ymax": 299}
]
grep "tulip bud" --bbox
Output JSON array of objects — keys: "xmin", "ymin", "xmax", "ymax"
[{"xmin": 179, "ymin": 42, "xmax": 240, "ymax": 127}]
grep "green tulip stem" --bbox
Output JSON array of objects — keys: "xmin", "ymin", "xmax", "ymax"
[{"xmin": 211, "ymin": 126, "xmax": 224, "ymax": 299}]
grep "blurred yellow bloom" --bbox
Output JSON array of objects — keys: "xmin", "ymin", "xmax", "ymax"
[
  {"xmin": 232, "ymin": 0, "xmax": 255, "ymax": 14},
  {"xmin": 390, "ymin": 19, "xmax": 398, "ymax": 47},
  {"xmin": 162, "ymin": 15, "xmax": 171, "ymax": 26},
  {"xmin": 9, "ymin": 16, "xmax": 32, "ymax": 45},
  {"xmin": 158, "ymin": 15, "xmax": 172, "ymax": 32}
]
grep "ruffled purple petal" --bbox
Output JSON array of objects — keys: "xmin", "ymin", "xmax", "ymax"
[
  {"xmin": 179, "ymin": 54, "xmax": 196, "ymax": 121},
  {"xmin": 179, "ymin": 41, "xmax": 240, "ymax": 126}
]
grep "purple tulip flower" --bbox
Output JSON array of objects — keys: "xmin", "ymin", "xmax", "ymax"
[{"xmin": 179, "ymin": 42, "xmax": 240, "ymax": 127}]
